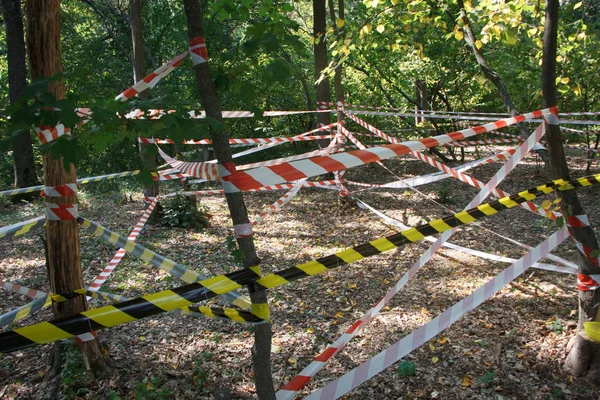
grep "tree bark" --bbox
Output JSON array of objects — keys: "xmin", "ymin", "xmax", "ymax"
[
  {"xmin": 182, "ymin": 1, "xmax": 275, "ymax": 398},
  {"xmin": 313, "ymin": 0, "xmax": 331, "ymax": 148},
  {"xmin": 1, "ymin": 0, "xmax": 40, "ymax": 199},
  {"xmin": 540, "ymin": 0, "xmax": 600, "ymax": 381},
  {"xmin": 129, "ymin": 0, "xmax": 161, "ymax": 217},
  {"xmin": 455, "ymin": 0, "xmax": 547, "ymax": 162},
  {"xmin": 26, "ymin": 0, "xmax": 108, "ymax": 374}
]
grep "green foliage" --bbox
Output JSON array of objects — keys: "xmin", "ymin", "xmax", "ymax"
[
  {"xmin": 225, "ymin": 235, "xmax": 246, "ymax": 265},
  {"xmin": 478, "ymin": 370, "xmax": 496, "ymax": 384},
  {"xmin": 61, "ymin": 342, "xmax": 86, "ymax": 400},
  {"xmin": 134, "ymin": 376, "xmax": 171, "ymax": 400},
  {"xmin": 396, "ymin": 360, "xmax": 416, "ymax": 377},
  {"xmin": 160, "ymin": 194, "xmax": 210, "ymax": 230}
]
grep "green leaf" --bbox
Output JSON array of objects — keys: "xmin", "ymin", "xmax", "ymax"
[
  {"xmin": 397, "ymin": 361, "xmax": 416, "ymax": 377},
  {"xmin": 574, "ymin": 2, "xmax": 583, "ymax": 10}
]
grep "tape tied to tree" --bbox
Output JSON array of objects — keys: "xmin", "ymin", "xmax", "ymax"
[
  {"xmin": 36, "ymin": 124, "xmax": 71, "ymax": 144},
  {"xmin": 189, "ymin": 37, "xmax": 208, "ymax": 65},
  {"xmin": 45, "ymin": 202, "xmax": 78, "ymax": 220},
  {"xmin": 51, "ymin": 288, "xmax": 86, "ymax": 303},
  {"xmin": 41, "ymin": 184, "xmax": 78, "ymax": 198},
  {"xmin": 234, "ymin": 223, "xmax": 253, "ymax": 239}
]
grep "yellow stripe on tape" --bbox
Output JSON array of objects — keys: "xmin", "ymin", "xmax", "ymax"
[
  {"xmin": 369, "ymin": 237, "xmax": 396, "ymax": 253},
  {"xmin": 145, "ymin": 291, "xmax": 192, "ymax": 311},
  {"xmin": 455, "ymin": 211, "xmax": 477, "ymax": 224},
  {"xmin": 258, "ymin": 274, "xmax": 289, "ymax": 289},
  {"xmin": 336, "ymin": 249, "xmax": 365, "ymax": 263},
  {"xmin": 429, "ymin": 218, "xmax": 453, "ymax": 233},
  {"xmin": 83, "ymin": 305, "xmax": 136, "ymax": 327},
  {"xmin": 123, "ymin": 240, "xmax": 136, "ymax": 253},
  {"xmin": 401, "ymin": 227, "xmax": 425, "ymax": 242},
  {"xmin": 517, "ymin": 190, "xmax": 536, "ymax": 201},
  {"xmin": 477, "ymin": 203, "xmax": 498, "ymax": 216},
  {"xmin": 252, "ymin": 303, "xmax": 270, "ymax": 320},
  {"xmin": 498, "ymin": 197, "xmax": 519, "ymax": 208},
  {"xmin": 223, "ymin": 308, "xmax": 245, "ymax": 323},
  {"xmin": 297, "ymin": 260, "xmax": 328, "ymax": 276},
  {"xmin": 201, "ymin": 276, "xmax": 241, "ymax": 294},
  {"xmin": 15, "ymin": 304, "xmax": 34, "ymax": 322},
  {"xmin": 16, "ymin": 321, "xmax": 72, "ymax": 344}
]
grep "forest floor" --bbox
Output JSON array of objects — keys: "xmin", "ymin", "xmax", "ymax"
[{"xmin": 1, "ymin": 146, "xmax": 600, "ymax": 399}]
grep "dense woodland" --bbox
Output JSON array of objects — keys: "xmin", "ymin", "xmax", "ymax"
[{"xmin": 1, "ymin": 0, "xmax": 600, "ymax": 399}]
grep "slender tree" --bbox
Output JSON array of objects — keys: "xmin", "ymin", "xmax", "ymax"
[
  {"xmin": 182, "ymin": 1, "xmax": 275, "ymax": 398},
  {"xmin": 26, "ymin": 0, "xmax": 108, "ymax": 374},
  {"xmin": 541, "ymin": 0, "xmax": 600, "ymax": 380},
  {"xmin": 1, "ymin": 0, "xmax": 40, "ymax": 198},
  {"xmin": 129, "ymin": 0, "xmax": 161, "ymax": 217},
  {"xmin": 313, "ymin": 0, "xmax": 331, "ymax": 147}
]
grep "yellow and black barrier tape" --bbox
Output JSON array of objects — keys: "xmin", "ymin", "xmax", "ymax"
[
  {"xmin": 78, "ymin": 217, "xmax": 253, "ymax": 310},
  {"xmin": 88, "ymin": 290, "xmax": 267, "ymax": 324},
  {"xmin": 1, "ymin": 174, "xmax": 598, "ymax": 353}
]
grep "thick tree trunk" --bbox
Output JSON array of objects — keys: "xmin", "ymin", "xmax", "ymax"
[
  {"xmin": 455, "ymin": 0, "xmax": 547, "ymax": 162},
  {"xmin": 313, "ymin": 0, "xmax": 331, "ymax": 148},
  {"xmin": 540, "ymin": 0, "xmax": 600, "ymax": 381},
  {"xmin": 130, "ymin": 0, "xmax": 161, "ymax": 216},
  {"xmin": 182, "ymin": 1, "xmax": 275, "ymax": 398},
  {"xmin": 26, "ymin": 0, "xmax": 108, "ymax": 374},
  {"xmin": 1, "ymin": 0, "xmax": 40, "ymax": 199}
]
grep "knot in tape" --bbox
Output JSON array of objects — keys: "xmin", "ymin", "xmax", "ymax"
[
  {"xmin": 51, "ymin": 288, "xmax": 86, "ymax": 303},
  {"xmin": 41, "ymin": 184, "xmax": 78, "ymax": 198},
  {"xmin": 189, "ymin": 36, "xmax": 208, "ymax": 65},
  {"xmin": 578, "ymin": 274, "xmax": 600, "ymax": 291},
  {"xmin": 234, "ymin": 222, "xmax": 253, "ymax": 238}
]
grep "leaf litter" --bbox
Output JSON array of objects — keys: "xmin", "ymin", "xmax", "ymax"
[{"xmin": 0, "ymin": 148, "xmax": 599, "ymax": 399}]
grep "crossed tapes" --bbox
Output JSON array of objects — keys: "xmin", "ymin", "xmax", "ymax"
[{"xmin": 1, "ymin": 173, "xmax": 598, "ymax": 353}]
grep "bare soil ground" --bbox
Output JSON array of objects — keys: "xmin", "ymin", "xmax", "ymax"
[{"xmin": 1, "ymin": 146, "xmax": 600, "ymax": 399}]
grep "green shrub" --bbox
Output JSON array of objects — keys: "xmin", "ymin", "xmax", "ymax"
[{"xmin": 160, "ymin": 194, "xmax": 210, "ymax": 230}]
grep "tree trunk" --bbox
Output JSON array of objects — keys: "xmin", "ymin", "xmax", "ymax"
[
  {"xmin": 26, "ymin": 0, "xmax": 108, "ymax": 374},
  {"xmin": 130, "ymin": 0, "xmax": 161, "ymax": 217},
  {"xmin": 313, "ymin": 0, "xmax": 331, "ymax": 148},
  {"xmin": 1, "ymin": 0, "xmax": 40, "ymax": 200},
  {"xmin": 182, "ymin": 1, "xmax": 275, "ymax": 398},
  {"xmin": 415, "ymin": 79, "xmax": 427, "ymax": 124},
  {"xmin": 541, "ymin": 0, "xmax": 600, "ymax": 381},
  {"xmin": 455, "ymin": 0, "xmax": 548, "ymax": 162}
]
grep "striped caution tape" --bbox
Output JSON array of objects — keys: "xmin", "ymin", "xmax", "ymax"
[
  {"xmin": 220, "ymin": 108, "xmax": 558, "ymax": 193},
  {"xmin": 77, "ymin": 217, "xmax": 252, "ymax": 310},
  {"xmin": 277, "ymin": 123, "xmax": 550, "ymax": 398},
  {"xmin": 127, "ymin": 109, "xmax": 334, "ymax": 120},
  {"xmin": 0, "ymin": 280, "xmax": 48, "ymax": 300},
  {"xmin": 88, "ymin": 196, "xmax": 160, "ymax": 292},
  {"xmin": 87, "ymin": 289, "xmax": 268, "ymax": 324},
  {"xmin": 0, "ymin": 216, "xmax": 45, "ymax": 241},
  {"xmin": 40, "ymin": 184, "xmax": 77, "ymax": 197},
  {"xmin": 304, "ymin": 227, "xmax": 569, "ymax": 400},
  {"xmin": 116, "ymin": 51, "xmax": 188, "ymax": 101},
  {"xmin": 157, "ymin": 147, "xmax": 219, "ymax": 181},
  {"xmin": 565, "ymin": 214, "xmax": 600, "ymax": 290},
  {"xmin": 253, "ymin": 179, "xmax": 306, "ymax": 225},
  {"xmin": 36, "ymin": 123, "xmax": 72, "ymax": 144},
  {"xmin": 0, "ymin": 296, "xmax": 51, "ymax": 328},
  {"xmin": 139, "ymin": 135, "xmax": 334, "ymax": 145},
  {"xmin": 45, "ymin": 202, "xmax": 78, "ymax": 220},
  {"xmin": 189, "ymin": 37, "xmax": 208, "ymax": 65},
  {"xmin": 449, "ymin": 137, "xmax": 523, "ymax": 147},
  {"xmin": 1, "ymin": 175, "xmax": 592, "ymax": 353}
]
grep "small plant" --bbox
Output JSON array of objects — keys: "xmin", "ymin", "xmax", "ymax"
[
  {"xmin": 547, "ymin": 318, "xmax": 564, "ymax": 334},
  {"xmin": 478, "ymin": 371, "xmax": 496, "ymax": 384},
  {"xmin": 134, "ymin": 376, "xmax": 171, "ymax": 400},
  {"xmin": 225, "ymin": 235, "xmax": 246, "ymax": 265},
  {"xmin": 437, "ymin": 181, "xmax": 453, "ymax": 203},
  {"xmin": 160, "ymin": 194, "xmax": 210, "ymax": 229},
  {"xmin": 192, "ymin": 359, "xmax": 209, "ymax": 387},
  {"xmin": 396, "ymin": 360, "xmax": 416, "ymax": 377},
  {"xmin": 61, "ymin": 342, "xmax": 86, "ymax": 399}
]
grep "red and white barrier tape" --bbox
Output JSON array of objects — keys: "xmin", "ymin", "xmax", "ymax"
[
  {"xmin": 45, "ymin": 202, "xmax": 78, "ymax": 220},
  {"xmin": 189, "ymin": 37, "xmax": 208, "ymax": 65},
  {"xmin": 0, "ymin": 280, "xmax": 48, "ymax": 300},
  {"xmin": 157, "ymin": 147, "xmax": 219, "ymax": 181},
  {"xmin": 88, "ymin": 196, "xmax": 160, "ymax": 291},
  {"xmin": 40, "ymin": 184, "xmax": 77, "ymax": 197},
  {"xmin": 116, "ymin": 51, "xmax": 188, "ymax": 101},
  {"xmin": 138, "ymin": 135, "xmax": 334, "ymax": 145},
  {"xmin": 304, "ymin": 227, "xmax": 568, "ymax": 400},
  {"xmin": 253, "ymin": 179, "xmax": 306, "ymax": 225},
  {"xmin": 220, "ymin": 108, "xmax": 558, "ymax": 193},
  {"xmin": 233, "ymin": 223, "xmax": 253, "ymax": 239}
]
